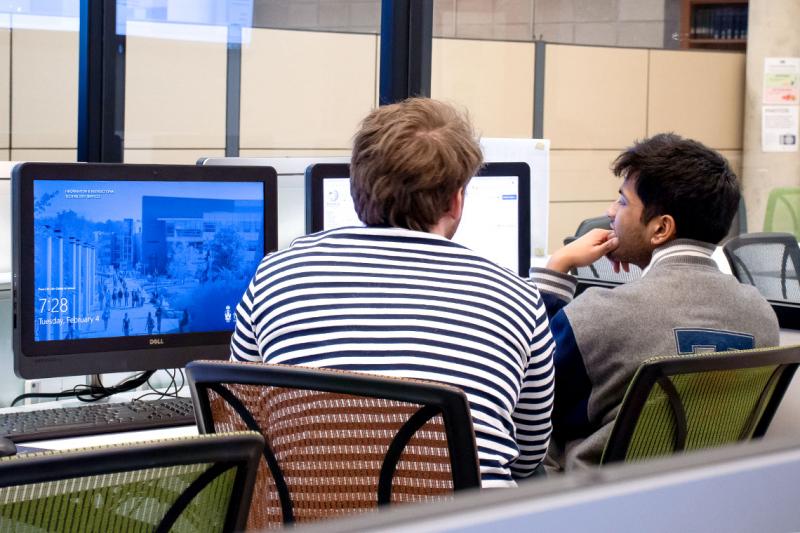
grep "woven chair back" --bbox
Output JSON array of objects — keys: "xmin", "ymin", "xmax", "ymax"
[
  {"xmin": 187, "ymin": 362, "xmax": 480, "ymax": 530},
  {"xmin": 207, "ymin": 384, "xmax": 455, "ymax": 529}
]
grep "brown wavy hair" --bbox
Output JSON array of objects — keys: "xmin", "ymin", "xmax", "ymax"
[{"xmin": 350, "ymin": 98, "xmax": 483, "ymax": 232}]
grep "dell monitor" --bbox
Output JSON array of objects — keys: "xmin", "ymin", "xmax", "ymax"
[
  {"xmin": 13, "ymin": 162, "xmax": 278, "ymax": 379},
  {"xmin": 305, "ymin": 162, "xmax": 531, "ymax": 277}
]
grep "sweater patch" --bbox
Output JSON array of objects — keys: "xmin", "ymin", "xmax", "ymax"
[{"xmin": 673, "ymin": 327, "xmax": 755, "ymax": 354}]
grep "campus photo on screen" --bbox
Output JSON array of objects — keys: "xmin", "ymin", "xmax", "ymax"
[{"xmin": 33, "ymin": 180, "xmax": 265, "ymax": 341}]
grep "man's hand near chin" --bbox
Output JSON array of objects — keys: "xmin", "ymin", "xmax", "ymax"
[{"xmin": 546, "ymin": 228, "xmax": 624, "ymax": 274}]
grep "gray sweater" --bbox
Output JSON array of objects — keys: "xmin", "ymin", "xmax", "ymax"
[{"xmin": 532, "ymin": 239, "xmax": 780, "ymax": 470}]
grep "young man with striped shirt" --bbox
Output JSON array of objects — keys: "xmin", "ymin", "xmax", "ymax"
[
  {"xmin": 530, "ymin": 133, "xmax": 779, "ymax": 471},
  {"xmin": 230, "ymin": 98, "xmax": 556, "ymax": 487}
]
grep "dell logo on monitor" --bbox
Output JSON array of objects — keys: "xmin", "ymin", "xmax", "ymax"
[{"xmin": 149, "ymin": 338, "xmax": 165, "ymax": 345}]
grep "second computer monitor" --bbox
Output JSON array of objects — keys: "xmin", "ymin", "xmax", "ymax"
[{"xmin": 305, "ymin": 162, "xmax": 531, "ymax": 277}]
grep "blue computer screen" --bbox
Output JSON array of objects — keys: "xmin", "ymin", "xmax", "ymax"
[{"xmin": 33, "ymin": 180, "xmax": 264, "ymax": 342}]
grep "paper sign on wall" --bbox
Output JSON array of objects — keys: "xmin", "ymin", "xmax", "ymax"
[
  {"xmin": 764, "ymin": 58, "xmax": 800, "ymax": 105},
  {"xmin": 762, "ymin": 106, "xmax": 799, "ymax": 152}
]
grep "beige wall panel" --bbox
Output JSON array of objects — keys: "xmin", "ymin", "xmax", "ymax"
[
  {"xmin": 544, "ymin": 45, "xmax": 647, "ymax": 150},
  {"xmin": 549, "ymin": 201, "xmax": 611, "ymax": 252},
  {"xmin": 0, "ymin": 30, "xmax": 9, "ymax": 149},
  {"xmin": 124, "ymin": 149, "xmax": 224, "ymax": 165},
  {"xmin": 125, "ymin": 36, "xmax": 226, "ymax": 149},
  {"xmin": 431, "ymin": 38, "xmax": 534, "ymax": 138},
  {"xmin": 11, "ymin": 149, "xmax": 76, "ymax": 162},
  {"xmin": 544, "ymin": 45, "xmax": 648, "ymax": 150},
  {"xmin": 240, "ymin": 29, "xmax": 377, "ymax": 150},
  {"xmin": 12, "ymin": 30, "xmax": 78, "ymax": 148},
  {"xmin": 0, "ymin": 150, "xmax": 9, "ymax": 161},
  {"xmin": 648, "ymin": 50, "xmax": 745, "ymax": 150},
  {"xmin": 239, "ymin": 149, "xmax": 351, "ymax": 158},
  {"xmin": 550, "ymin": 150, "xmax": 620, "ymax": 202}
]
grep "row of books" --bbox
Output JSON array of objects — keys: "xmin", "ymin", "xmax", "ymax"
[{"xmin": 691, "ymin": 5, "xmax": 748, "ymax": 40}]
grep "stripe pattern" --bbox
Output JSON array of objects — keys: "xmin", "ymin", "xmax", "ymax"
[
  {"xmin": 231, "ymin": 226, "xmax": 555, "ymax": 487},
  {"xmin": 643, "ymin": 239, "xmax": 716, "ymax": 276}
]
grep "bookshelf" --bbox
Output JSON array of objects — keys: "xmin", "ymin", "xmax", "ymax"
[{"xmin": 680, "ymin": 0, "xmax": 748, "ymax": 50}]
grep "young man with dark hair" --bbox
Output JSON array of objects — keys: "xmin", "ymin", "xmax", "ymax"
[
  {"xmin": 531, "ymin": 133, "xmax": 779, "ymax": 471},
  {"xmin": 231, "ymin": 98, "xmax": 556, "ymax": 487}
]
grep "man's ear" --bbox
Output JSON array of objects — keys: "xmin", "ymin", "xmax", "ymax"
[
  {"xmin": 649, "ymin": 214, "xmax": 676, "ymax": 246},
  {"xmin": 446, "ymin": 187, "xmax": 465, "ymax": 220}
]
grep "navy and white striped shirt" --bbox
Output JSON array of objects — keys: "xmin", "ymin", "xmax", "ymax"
[{"xmin": 230, "ymin": 226, "xmax": 555, "ymax": 487}]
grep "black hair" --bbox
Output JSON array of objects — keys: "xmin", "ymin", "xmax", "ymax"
[{"xmin": 612, "ymin": 133, "xmax": 740, "ymax": 244}]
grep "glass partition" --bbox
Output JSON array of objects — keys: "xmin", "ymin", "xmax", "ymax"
[{"xmin": 6, "ymin": 2, "xmax": 80, "ymax": 163}]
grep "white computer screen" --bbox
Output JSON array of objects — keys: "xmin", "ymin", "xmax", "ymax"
[
  {"xmin": 322, "ymin": 178, "xmax": 361, "ymax": 230},
  {"xmin": 322, "ymin": 175, "xmax": 519, "ymax": 272},
  {"xmin": 454, "ymin": 175, "xmax": 519, "ymax": 272}
]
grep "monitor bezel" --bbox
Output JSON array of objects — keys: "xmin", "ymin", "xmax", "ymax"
[
  {"xmin": 305, "ymin": 162, "xmax": 532, "ymax": 277},
  {"xmin": 304, "ymin": 163, "xmax": 350, "ymax": 235},
  {"xmin": 13, "ymin": 162, "xmax": 278, "ymax": 379}
]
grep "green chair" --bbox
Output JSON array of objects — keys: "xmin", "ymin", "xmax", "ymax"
[
  {"xmin": 601, "ymin": 345, "xmax": 800, "ymax": 465},
  {"xmin": 0, "ymin": 432, "xmax": 263, "ymax": 533},
  {"xmin": 764, "ymin": 188, "xmax": 800, "ymax": 239}
]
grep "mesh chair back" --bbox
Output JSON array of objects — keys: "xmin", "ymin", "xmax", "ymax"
[
  {"xmin": 563, "ymin": 236, "xmax": 643, "ymax": 283},
  {"xmin": 187, "ymin": 361, "xmax": 480, "ymax": 530},
  {"xmin": 0, "ymin": 432, "xmax": 263, "ymax": 533},
  {"xmin": 573, "ymin": 215, "xmax": 611, "ymax": 237},
  {"xmin": 601, "ymin": 346, "xmax": 800, "ymax": 465},
  {"xmin": 722, "ymin": 232, "xmax": 800, "ymax": 302},
  {"xmin": 764, "ymin": 187, "xmax": 800, "ymax": 238}
]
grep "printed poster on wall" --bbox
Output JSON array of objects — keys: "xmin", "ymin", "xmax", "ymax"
[
  {"xmin": 762, "ymin": 106, "xmax": 799, "ymax": 152},
  {"xmin": 764, "ymin": 58, "xmax": 800, "ymax": 105}
]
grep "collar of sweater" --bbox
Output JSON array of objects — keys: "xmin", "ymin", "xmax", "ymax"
[{"xmin": 641, "ymin": 238, "xmax": 717, "ymax": 277}]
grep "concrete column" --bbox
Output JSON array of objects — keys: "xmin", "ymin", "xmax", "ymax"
[{"xmin": 741, "ymin": 0, "xmax": 800, "ymax": 231}]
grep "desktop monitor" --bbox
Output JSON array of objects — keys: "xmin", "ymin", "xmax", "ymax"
[
  {"xmin": 305, "ymin": 162, "xmax": 531, "ymax": 277},
  {"xmin": 12, "ymin": 162, "xmax": 278, "ymax": 379}
]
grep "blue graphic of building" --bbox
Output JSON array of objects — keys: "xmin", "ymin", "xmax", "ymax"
[{"xmin": 141, "ymin": 196, "xmax": 263, "ymax": 277}]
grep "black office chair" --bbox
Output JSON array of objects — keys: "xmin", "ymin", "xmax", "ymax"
[
  {"xmin": 572, "ymin": 215, "xmax": 611, "ymax": 237},
  {"xmin": 722, "ymin": 232, "xmax": 800, "ymax": 303}
]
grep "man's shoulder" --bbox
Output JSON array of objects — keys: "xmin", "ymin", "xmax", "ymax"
[{"xmin": 567, "ymin": 280, "xmax": 644, "ymax": 309}]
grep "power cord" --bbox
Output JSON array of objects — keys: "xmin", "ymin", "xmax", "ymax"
[
  {"xmin": 134, "ymin": 368, "xmax": 186, "ymax": 402},
  {"xmin": 10, "ymin": 370, "xmax": 156, "ymax": 407}
]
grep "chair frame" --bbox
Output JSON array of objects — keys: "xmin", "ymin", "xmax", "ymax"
[
  {"xmin": 722, "ymin": 232, "xmax": 800, "ymax": 301},
  {"xmin": 187, "ymin": 361, "xmax": 481, "ymax": 525},
  {"xmin": 0, "ymin": 433, "xmax": 263, "ymax": 533},
  {"xmin": 602, "ymin": 346, "xmax": 800, "ymax": 465}
]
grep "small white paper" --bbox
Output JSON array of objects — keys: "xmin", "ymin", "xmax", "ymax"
[
  {"xmin": 762, "ymin": 105, "xmax": 799, "ymax": 152},
  {"xmin": 764, "ymin": 58, "xmax": 800, "ymax": 105}
]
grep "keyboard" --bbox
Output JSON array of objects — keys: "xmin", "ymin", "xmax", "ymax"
[{"xmin": 0, "ymin": 397, "xmax": 196, "ymax": 443}]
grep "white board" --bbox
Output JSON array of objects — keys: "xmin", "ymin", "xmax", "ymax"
[{"xmin": 481, "ymin": 138, "xmax": 550, "ymax": 257}]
